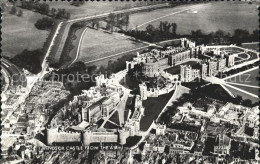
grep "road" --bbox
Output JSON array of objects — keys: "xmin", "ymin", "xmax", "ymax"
[
  {"xmin": 67, "ymin": 27, "xmax": 89, "ymax": 67},
  {"xmin": 1, "ymin": 22, "xmax": 63, "ymax": 126}
]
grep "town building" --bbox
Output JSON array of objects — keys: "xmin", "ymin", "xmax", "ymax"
[{"xmin": 214, "ymin": 134, "xmax": 231, "ymax": 156}]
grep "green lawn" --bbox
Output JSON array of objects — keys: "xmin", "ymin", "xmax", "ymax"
[
  {"xmin": 79, "ymin": 28, "xmax": 146, "ymax": 63},
  {"xmin": 165, "ymin": 66, "xmax": 181, "ymax": 75},
  {"xmin": 225, "ymin": 85, "xmax": 258, "ymax": 103},
  {"xmin": 109, "ymin": 111, "xmax": 120, "ymax": 125},
  {"xmin": 227, "ymin": 84, "xmax": 258, "ymax": 96},
  {"xmin": 2, "ymin": 6, "xmax": 49, "ymax": 58},
  {"xmin": 225, "ymin": 69, "xmax": 259, "ymax": 87},
  {"xmin": 140, "ymin": 90, "xmax": 174, "ymax": 131},
  {"xmin": 237, "ymin": 53, "xmax": 249, "ymax": 59},
  {"xmin": 225, "ymin": 69, "xmax": 259, "ymax": 97}
]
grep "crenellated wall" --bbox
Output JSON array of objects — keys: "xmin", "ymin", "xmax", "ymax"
[{"xmin": 47, "ymin": 128, "xmax": 81, "ymax": 145}]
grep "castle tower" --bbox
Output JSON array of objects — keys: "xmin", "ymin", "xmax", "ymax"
[
  {"xmin": 118, "ymin": 128, "xmax": 127, "ymax": 145},
  {"xmin": 95, "ymin": 75, "xmax": 105, "ymax": 86},
  {"xmin": 46, "ymin": 127, "xmax": 58, "ymax": 145},
  {"xmin": 83, "ymin": 130, "xmax": 92, "ymax": 146},
  {"xmin": 201, "ymin": 63, "xmax": 208, "ymax": 79},
  {"xmin": 139, "ymin": 83, "xmax": 147, "ymax": 100},
  {"xmin": 181, "ymin": 38, "xmax": 185, "ymax": 48}
]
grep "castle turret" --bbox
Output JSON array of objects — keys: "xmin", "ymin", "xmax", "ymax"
[
  {"xmin": 83, "ymin": 130, "xmax": 92, "ymax": 146},
  {"xmin": 46, "ymin": 127, "xmax": 58, "ymax": 145},
  {"xmin": 139, "ymin": 83, "xmax": 147, "ymax": 100},
  {"xmin": 118, "ymin": 128, "xmax": 128, "ymax": 145}
]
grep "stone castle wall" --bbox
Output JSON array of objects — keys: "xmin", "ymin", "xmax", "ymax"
[
  {"xmin": 47, "ymin": 128, "xmax": 130, "ymax": 146},
  {"xmin": 83, "ymin": 131, "xmax": 119, "ymax": 146},
  {"xmin": 47, "ymin": 128, "xmax": 81, "ymax": 145}
]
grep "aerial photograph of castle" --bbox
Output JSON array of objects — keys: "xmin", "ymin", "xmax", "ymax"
[{"xmin": 1, "ymin": 0, "xmax": 259, "ymax": 163}]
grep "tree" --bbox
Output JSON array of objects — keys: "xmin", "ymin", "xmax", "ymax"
[
  {"xmin": 250, "ymin": 29, "xmax": 258, "ymax": 42},
  {"xmin": 241, "ymin": 99, "xmax": 253, "ymax": 107},
  {"xmin": 146, "ymin": 24, "xmax": 155, "ymax": 33},
  {"xmin": 124, "ymin": 14, "xmax": 129, "ymax": 30},
  {"xmin": 51, "ymin": 8, "xmax": 57, "ymax": 17},
  {"xmin": 7, "ymin": 146, "xmax": 13, "ymax": 156},
  {"xmin": 107, "ymin": 13, "xmax": 116, "ymax": 32},
  {"xmin": 9, "ymin": 5, "xmax": 17, "ymax": 15},
  {"xmin": 17, "ymin": 9, "xmax": 23, "ymax": 17},
  {"xmin": 34, "ymin": 17, "xmax": 55, "ymax": 30},
  {"xmin": 11, "ymin": 49, "xmax": 44, "ymax": 74},
  {"xmin": 171, "ymin": 23, "xmax": 177, "ymax": 35},
  {"xmin": 66, "ymin": 12, "xmax": 71, "ymax": 20},
  {"xmin": 191, "ymin": 29, "xmax": 204, "ymax": 36},
  {"xmin": 56, "ymin": 8, "xmax": 66, "ymax": 19},
  {"xmin": 96, "ymin": 21, "xmax": 99, "ymax": 30},
  {"xmin": 1, "ymin": 3, "xmax": 6, "ymax": 13},
  {"xmin": 234, "ymin": 95, "xmax": 242, "ymax": 104},
  {"xmin": 233, "ymin": 29, "xmax": 250, "ymax": 45}
]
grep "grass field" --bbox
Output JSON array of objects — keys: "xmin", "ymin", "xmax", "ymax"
[
  {"xmin": 140, "ymin": 90, "xmax": 174, "ymax": 131},
  {"xmin": 44, "ymin": 1, "xmax": 153, "ymax": 19},
  {"xmin": 129, "ymin": 2, "xmax": 258, "ymax": 34},
  {"xmin": 2, "ymin": 6, "xmax": 49, "ymax": 58},
  {"xmin": 224, "ymin": 69, "xmax": 259, "ymax": 102},
  {"xmin": 225, "ymin": 85, "xmax": 258, "ymax": 103},
  {"xmin": 78, "ymin": 28, "xmax": 146, "ymax": 63},
  {"xmin": 228, "ymin": 84, "xmax": 258, "ymax": 96},
  {"xmin": 225, "ymin": 69, "xmax": 259, "ymax": 87}
]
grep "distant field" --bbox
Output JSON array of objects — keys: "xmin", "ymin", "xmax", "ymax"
[
  {"xmin": 44, "ymin": 1, "xmax": 155, "ymax": 19},
  {"xmin": 78, "ymin": 28, "xmax": 146, "ymax": 63},
  {"xmin": 129, "ymin": 2, "xmax": 258, "ymax": 34},
  {"xmin": 2, "ymin": 6, "xmax": 49, "ymax": 58}
]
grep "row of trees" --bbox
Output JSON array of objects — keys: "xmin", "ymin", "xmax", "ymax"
[
  {"xmin": 125, "ymin": 21, "xmax": 178, "ymax": 42},
  {"xmin": 7, "ymin": 5, "xmax": 23, "ymax": 17},
  {"xmin": 20, "ymin": 1, "xmax": 70, "ymax": 19},
  {"xmin": 124, "ymin": 22, "xmax": 258, "ymax": 45},
  {"xmin": 10, "ymin": 49, "xmax": 44, "ymax": 74},
  {"xmin": 190, "ymin": 29, "xmax": 259, "ymax": 45},
  {"xmin": 105, "ymin": 13, "xmax": 130, "ymax": 32}
]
